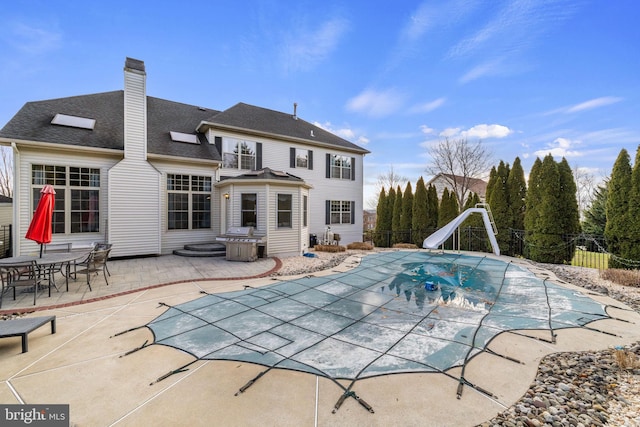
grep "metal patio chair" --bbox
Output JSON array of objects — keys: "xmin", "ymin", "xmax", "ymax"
[
  {"xmin": 74, "ymin": 248, "xmax": 111, "ymax": 291},
  {"xmin": 0, "ymin": 261, "xmax": 49, "ymax": 307}
]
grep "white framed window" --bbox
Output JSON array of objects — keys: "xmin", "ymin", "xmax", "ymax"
[
  {"xmin": 277, "ymin": 194, "xmax": 292, "ymax": 228},
  {"xmin": 330, "ymin": 155, "xmax": 352, "ymax": 179},
  {"xmin": 329, "ymin": 200, "xmax": 353, "ymax": 224},
  {"xmin": 223, "ymin": 138, "xmax": 257, "ymax": 170},
  {"xmin": 241, "ymin": 193, "xmax": 257, "ymax": 227},
  {"xmin": 303, "ymin": 195, "xmax": 308, "ymax": 227},
  {"xmin": 31, "ymin": 165, "xmax": 101, "ymax": 234},
  {"xmin": 296, "ymin": 149, "xmax": 309, "ymax": 168},
  {"xmin": 290, "ymin": 147, "xmax": 313, "ymax": 169},
  {"xmin": 167, "ymin": 174, "xmax": 212, "ymax": 230}
]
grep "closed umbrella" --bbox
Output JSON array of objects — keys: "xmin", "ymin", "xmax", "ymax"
[{"xmin": 25, "ymin": 184, "xmax": 56, "ymax": 257}]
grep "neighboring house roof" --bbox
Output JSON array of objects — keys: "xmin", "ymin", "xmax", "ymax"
[
  {"xmin": 201, "ymin": 102, "xmax": 370, "ymax": 154},
  {"xmin": 0, "ymin": 195, "xmax": 12, "ymax": 203},
  {"xmin": 427, "ymin": 173, "xmax": 488, "ymax": 197},
  {"xmin": 0, "ymin": 97, "xmax": 368, "ymax": 160}
]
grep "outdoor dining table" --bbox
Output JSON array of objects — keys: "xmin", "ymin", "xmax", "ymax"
[{"xmin": 0, "ymin": 250, "xmax": 91, "ymax": 292}]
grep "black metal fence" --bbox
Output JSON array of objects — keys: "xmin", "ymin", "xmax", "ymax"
[
  {"xmin": 0, "ymin": 224, "xmax": 12, "ymax": 258},
  {"xmin": 509, "ymin": 229, "xmax": 609, "ymax": 270},
  {"xmin": 364, "ymin": 227, "xmax": 610, "ymax": 270},
  {"xmin": 363, "ymin": 227, "xmax": 492, "ymax": 252}
]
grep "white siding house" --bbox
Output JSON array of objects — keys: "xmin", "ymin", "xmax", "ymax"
[{"xmin": 0, "ymin": 58, "xmax": 369, "ymax": 258}]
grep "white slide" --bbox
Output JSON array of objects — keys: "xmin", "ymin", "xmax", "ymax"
[{"xmin": 422, "ymin": 208, "xmax": 500, "ymax": 256}]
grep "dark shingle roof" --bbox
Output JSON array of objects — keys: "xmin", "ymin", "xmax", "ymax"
[
  {"xmin": 0, "ymin": 194, "xmax": 12, "ymax": 203},
  {"xmin": 0, "ymin": 95, "xmax": 368, "ymax": 161},
  {"xmin": 220, "ymin": 167, "xmax": 305, "ymax": 183},
  {"xmin": 202, "ymin": 103, "xmax": 369, "ymax": 154},
  {"xmin": 0, "ymin": 92, "xmax": 222, "ymax": 161},
  {"xmin": 146, "ymin": 97, "xmax": 221, "ymax": 161},
  {"xmin": 0, "ymin": 91, "xmax": 125, "ymax": 150}
]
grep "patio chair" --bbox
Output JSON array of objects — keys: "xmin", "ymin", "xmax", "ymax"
[
  {"xmin": 74, "ymin": 248, "xmax": 111, "ymax": 291},
  {"xmin": 92, "ymin": 243, "xmax": 112, "ymax": 277},
  {"xmin": 0, "ymin": 261, "xmax": 49, "ymax": 307}
]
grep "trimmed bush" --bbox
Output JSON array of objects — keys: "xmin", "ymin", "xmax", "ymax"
[
  {"xmin": 314, "ymin": 244, "xmax": 346, "ymax": 253},
  {"xmin": 347, "ymin": 242, "xmax": 374, "ymax": 250}
]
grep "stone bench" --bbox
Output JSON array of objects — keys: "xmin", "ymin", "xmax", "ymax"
[{"xmin": 0, "ymin": 316, "xmax": 56, "ymax": 353}]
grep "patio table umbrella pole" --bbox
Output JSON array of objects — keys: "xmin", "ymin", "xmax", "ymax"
[{"xmin": 25, "ymin": 184, "xmax": 56, "ymax": 258}]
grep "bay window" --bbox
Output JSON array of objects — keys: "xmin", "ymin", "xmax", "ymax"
[
  {"xmin": 241, "ymin": 193, "xmax": 257, "ymax": 227},
  {"xmin": 277, "ymin": 194, "xmax": 292, "ymax": 228}
]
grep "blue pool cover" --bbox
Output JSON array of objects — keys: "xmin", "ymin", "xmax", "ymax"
[{"xmin": 144, "ymin": 251, "xmax": 611, "ymax": 383}]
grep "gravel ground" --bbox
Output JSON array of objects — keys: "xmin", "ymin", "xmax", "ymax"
[{"xmin": 275, "ymin": 251, "xmax": 640, "ymax": 427}]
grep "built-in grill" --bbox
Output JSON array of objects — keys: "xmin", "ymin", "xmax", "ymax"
[{"xmin": 215, "ymin": 227, "xmax": 264, "ymax": 262}]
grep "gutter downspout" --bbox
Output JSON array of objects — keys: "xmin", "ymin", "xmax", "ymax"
[{"xmin": 11, "ymin": 142, "xmax": 19, "ymax": 256}]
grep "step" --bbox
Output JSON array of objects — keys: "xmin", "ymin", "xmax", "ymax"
[
  {"xmin": 173, "ymin": 248, "xmax": 227, "ymax": 258},
  {"xmin": 183, "ymin": 243, "xmax": 226, "ymax": 252},
  {"xmin": 173, "ymin": 243, "xmax": 226, "ymax": 257}
]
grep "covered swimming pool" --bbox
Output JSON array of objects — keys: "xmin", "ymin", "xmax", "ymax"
[{"xmin": 135, "ymin": 251, "xmax": 613, "ymax": 409}]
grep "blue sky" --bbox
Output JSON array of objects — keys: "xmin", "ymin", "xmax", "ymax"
[{"xmin": 1, "ymin": 0, "xmax": 638, "ymax": 208}]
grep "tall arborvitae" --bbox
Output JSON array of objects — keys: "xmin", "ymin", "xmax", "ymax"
[
  {"xmin": 400, "ymin": 182, "xmax": 414, "ymax": 243},
  {"xmin": 605, "ymin": 149, "xmax": 632, "ymax": 268},
  {"xmin": 460, "ymin": 192, "xmax": 487, "ymax": 252},
  {"xmin": 529, "ymin": 154, "xmax": 565, "ymax": 263},
  {"xmin": 488, "ymin": 160, "xmax": 511, "ymax": 254},
  {"xmin": 412, "ymin": 177, "xmax": 428, "ymax": 246},
  {"xmin": 485, "ymin": 166, "xmax": 497, "ymax": 205},
  {"xmin": 385, "ymin": 186, "xmax": 397, "ymax": 247},
  {"xmin": 507, "ymin": 156, "xmax": 527, "ymax": 232},
  {"xmin": 391, "ymin": 185, "xmax": 403, "ymax": 245},
  {"xmin": 426, "ymin": 184, "xmax": 439, "ymax": 228},
  {"xmin": 558, "ymin": 158, "xmax": 581, "ymax": 235},
  {"xmin": 524, "ymin": 157, "xmax": 543, "ymax": 236},
  {"xmin": 438, "ymin": 188, "xmax": 460, "ymax": 250},
  {"xmin": 374, "ymin": 187, "xmax": 388, "ymax": 247},
  {"xmin": 558, "ymin": 157, "xmax": 581, "ymax": 260},
  {"xmin": 582, "ymin": 183, "xmax": 608, "ymax": 236},
  {"xmin": 624, "ymin": 147, "xmax": 640, "ymax": 262}
]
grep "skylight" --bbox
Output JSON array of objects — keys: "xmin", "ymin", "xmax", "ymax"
[
  {"xmin": 170, "ymin": 131, "xmax": 199, "ymax": 144},
  {"xmin": 51, "ymin": 114, "xmax": 95, "ymax": 130}
]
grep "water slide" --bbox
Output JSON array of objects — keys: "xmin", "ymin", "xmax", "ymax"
[{"xmin": 422, "ymin": 207, "xmax": 500, "ymax": 256}]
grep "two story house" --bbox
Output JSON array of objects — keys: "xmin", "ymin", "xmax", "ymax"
[{"xmin": 0, "ymin": 58, "xmax": 369, "ymax": 258}]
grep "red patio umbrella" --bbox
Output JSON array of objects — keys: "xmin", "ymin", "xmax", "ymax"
[{"xmin": 25, "ymin": 184, "xmax": 56, "ymax": 257}]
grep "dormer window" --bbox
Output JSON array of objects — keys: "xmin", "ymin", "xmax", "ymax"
[
  {"xmin": 51, "ymin": 114, "xmax": 95, "ymax": 130},
  {"xmin": 170, "ymin": 131, "xmax": 199, "ymax": 144}
]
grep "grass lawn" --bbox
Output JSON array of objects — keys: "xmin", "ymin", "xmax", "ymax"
[{"xmin": 571, "ymin": 249, "xmax": 609, "ymax": 269}]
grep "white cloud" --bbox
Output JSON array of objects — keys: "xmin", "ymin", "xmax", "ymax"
[
  {"xmin": 436, "ymin": 124, "xmax": 513, "ymax": 139},
  {"xmin": 345, "ymin": 88, "xmax": 405, "ymax": 117},
  {"xmin": 439, "ymin": 127, "xmax": 461, "ymax": 138},
  {"xmin": 534, "ymin": 137, "xmax": 583, "ymax": 158},
  {"xmin": 463, "ymin": 124, "xmax": 513, "ymax": 139},
  {"xmin": 409, "ymin": 97, "xmax": 446, "ymax": 113},
  {"xmin": 5, "ymin": 22, "xmax": 62, "ymax": 55},
  {"xmin": 448, "ymin": 0, "xmax": 578, "ymax": 59},
  {"xmin": 459, "ymin": 59, "xmax": 504, "ymax": 83},
  {"xmin": 282, "ymin": 17, "xmax": 349, "ymax": 72},
  {"xmin": 313, "ymin": 121, "xmax": 369, "ymax": 145},
  {"xmin": 402, "ymin": 2, "xmax": 434, "ymax": 41},
  {"xmin": 565, "ymin": 96, "xmax": 622, "ymax": 113},
  {"xmin": 420, "ymin": 125, "xmax": 435, "ymax": 135}
]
